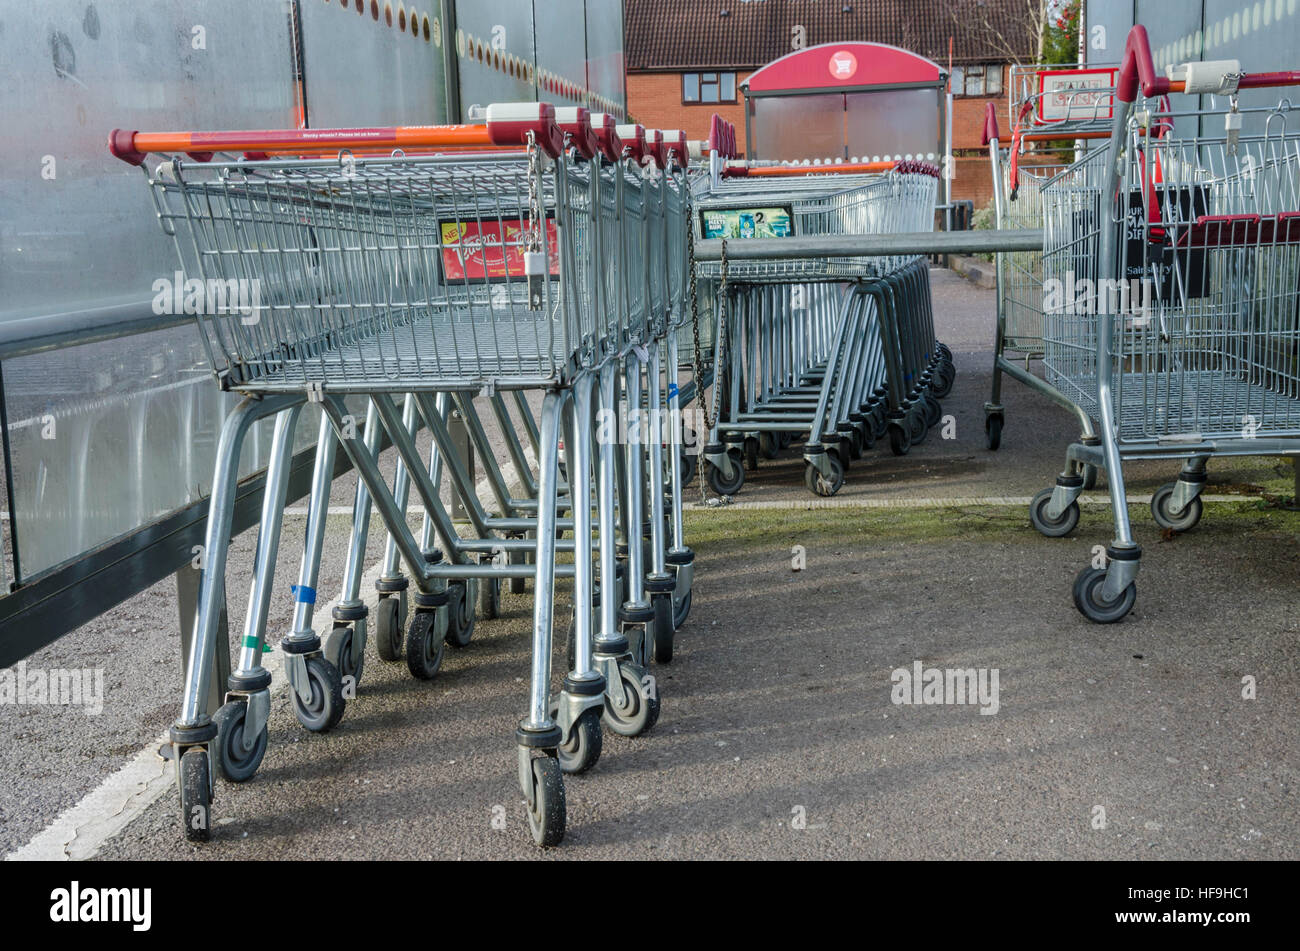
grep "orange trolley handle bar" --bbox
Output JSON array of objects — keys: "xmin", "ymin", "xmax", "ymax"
[
  {"xmin": 109, "ymin": 103, "xmax": 565, "ymax": 165},
  {"xmin": 724, "ymin": 160, "xmax": 940, "ymax": 178}
]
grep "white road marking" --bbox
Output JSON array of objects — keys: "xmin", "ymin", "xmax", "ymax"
[{"xmin": 683, "ymin": 494, "xmax": 1255, "ymax": 510}]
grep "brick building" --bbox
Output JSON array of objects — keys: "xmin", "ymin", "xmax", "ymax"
[{"xmin": 624, "ymin": 0, "xmax": 1040, "ymax": 206}]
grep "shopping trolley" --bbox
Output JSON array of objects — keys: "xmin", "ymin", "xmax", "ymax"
[
  {"xmin": 981, "ymin": 64, "xmax": 1127, "ymax": 460},
  {"xmin": 692, "ymin": 158, "xmax": 948, "ymax": 495},
  {"xmin": 111, "ymin": 104, "xmax": 655, "ymax": 845},
  {"xmin": 1033, "ymin": 25, "xmax": 1300, "ymax": 622}
]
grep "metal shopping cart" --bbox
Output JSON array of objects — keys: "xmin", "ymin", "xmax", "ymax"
[
  {"xmin": 1033, "ymin": 25, "xmax": 1300, "ymax": 622},
  {"xmin": 111, "ymin": 104, "xmax": 658, "ymax": 845},
  {"xmin": 981, "ymin": 63, "xmax": 1127, "ymax": 460},
  {"xmin": 692, "ymin": 158, "xmax": 948, "ymax": 495}
]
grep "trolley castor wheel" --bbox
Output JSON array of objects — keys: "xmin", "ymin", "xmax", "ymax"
[
  {"xmin": 523, "ymin": 754, "xmax": 566, "ymax": 847},
  {"xmin": 1081, "ymin": 464, "xmax": 1099, "ymax": 491},
  {"xmin": 212, "ymin": 699, "xmax": 267, "ymax": 784},
  {"xmin": 680, "ymin": 447, "xmax": 698, "ymax": 486},
  {"xmin": 374, "ymin": 590, "xmax": 407, "ymax": 662},
  {"xmin": 908, "ymin": 407, "xmax": 927, "ymax": 446},
  {"xmin": 292, "ymin": 655, "xmax": 346, "ymax": 733},
  {"xmin": 179, "ymin": 747, "xmax": 213, "ymax": 842},
  {"xmin": 985, "ymin": 413, "xmax": 1004, "ymax": 451},
  {"xmin": 602, "ymin": 663, "xmax": 660, "ymax": 737},
  {"xmin": 557, "ymin": 707, "xmax": 603, "ymax": 775},
  {"xmin": 706, "ymin": 453, "xmax": 744, "ymax": 495},
  {"xmin": 888, "ymin": 421, "xmax": 910, "ymax": 456},
  {"xmin": 1029, "ymin": 487, "xmax": 1080, "ymax": 538},
  {"xmin": 326, "ymin": 622, "xmax": 364, "ymax": 688},
  {"xmin": 445, "ymin": 579, "xmax": 476, "ymax": 647},
  {"xmin": 1072, "ymin": 565, "xmax": 1137, "ymax": 624},
  {"xmin": 405, "ymin": 608, "xmax": 445, "ymax": 680},
  {"xmin": 804, "ymin": 455, "xmax": 844, "ymax": 496},
  {"xmin": 652, "ymin": 592, "xmax": 674, "ymax": 663},
  {"xmin": 1150, "ymin": 482, "xmax": 1203, "ymax": 532}
]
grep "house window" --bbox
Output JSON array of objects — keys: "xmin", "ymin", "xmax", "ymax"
[
  {"xmin": 683, "ymin": 72, "xmax": 737, "ymax": 104},
  {"xmin": 952, "ymin": 64, "xmax": 1003, "ymax": 97}
]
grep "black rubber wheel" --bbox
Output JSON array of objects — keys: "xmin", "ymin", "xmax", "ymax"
[
  {"xmin": 888, "ymin": 423, "xmax": 910, "ymax": 456},
  {"xmin": 1073, "ymin": 566, "xmax": 1137, "ymax": 624},
  {"xmin": 744, "ymin": 436, "xmax": 759, "ymax": 471},
  {"xmin": 1081, "ymin": 464, "xmax": 1099, "ymax": 490},
  {"xmin": 374, "ymin": 593, "xmax": 406, "ymax": 662},
  {"xmin": 759, "ymin": 431, "xmax": 779, "ymax": 459},
  {"xmin": 602, "ymin": 664, "xmax": 660, "ymax": 737},
  {"xmin": 706, "ymin": 455, "xmax": 744, "ymax": 495},
  {"xmin": 653, "ymin": 593, "xmax": 674, "ymax": 663},
  {"xmin": 1029, "ymin": 487, "xmax": 1080, "ymax": 538},
  {"xmin": 923, "ymin": 394, "xmax": 942, "ymax": 429},
  {"xmin": 672, "ymin": 586, "xmax": 692, "ymax": 630},
  {"xmin": 331, "ymin": 623, "xmax": 364, "ymax": 688},
  {"xmin": 445, "ymin": 581, "xmax": 476, "ymax": 647},
  {"xmin": 180, "ymin": 748, "xmax": 212, "ymax": 842},
  {"xmin": 1150, "ymin": 482, "xmax": 1203, "ymax": 532},
  {"xmin": 526, "ymin": 756, "xmax": 566, "ymax": 847},
  {"xmin": 405, "ymin": 608, "xmax": 445, "ymax": 680},
  {"xmin": 985, "ymin": 414, "xmax": 1003, "ymax": 451},
  {"xmin": 478, "ymin": 576, "xmax": 500, "ymax": 620},
  {"xmin": 557, "ymin": 708, "xmax": 603, "ymax": 775},
  {"xmin": 932, "ymin": 364, "xmax": 955, "ymax": 398},
  {"xmin": 908, "ymin": 408, "xmax": 927, "ymax": 446},
  {"xmin": 212, "ymin": 700, "xmax": 266, "ymax": 784},
  {"xmin": 679, "ymin": 449, "xmax": 697, "ymax": 487},
  {"xmin": 804, "ymin": 455, "xmax": 844, "ymax": 497},
  {"xmin": 292, "ymin": 655, "xmax": 346, "ymax": 733}
]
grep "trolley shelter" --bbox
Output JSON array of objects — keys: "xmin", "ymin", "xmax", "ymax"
[{"xmin": 742, "ymin": 42, "xmax": 949, "ymax": 170}]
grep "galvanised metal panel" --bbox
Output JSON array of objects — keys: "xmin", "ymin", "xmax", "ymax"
[
  {"xmin": 583, "ymin": 0, "xmax": 625, "ymax": 115},
  {"xmin": 0, "ymin": 0, "xmax": 300, "ymax": 581},
  {"xmin": 1084, "ymin": 0, "xmax": 1134, "ymax": 65},
  {"xmin": 298, "ymin": 0, "xmax": 448, "ymax": 125},
  {"xmin": 534, "ymin": 0, "xmax": 589, "ymax": 109},
  {"xmin": 453, "ymin": 0, "xmax": 536, "ymax": 119},
  {"xmin": 0, "ymin": 0, "xmax": 295, "ymax": 321}
]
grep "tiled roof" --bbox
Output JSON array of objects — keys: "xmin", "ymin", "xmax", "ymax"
[{"xmin": 625, "ymin": 0, "xmax": 1039, "ymax": 70}]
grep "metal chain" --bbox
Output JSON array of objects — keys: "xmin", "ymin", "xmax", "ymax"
[
  {"xmin": 687, "ymin": 211, "xmax": 728, "ymax": 502},
  {"xmin": 526, "ymin": 132, "xmax": 541, "ymax": 252}
]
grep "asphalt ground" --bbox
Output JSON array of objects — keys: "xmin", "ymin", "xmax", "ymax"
[{"xmin": 4, "ymin": 267, "xmax": 1297, "ymax": 859}]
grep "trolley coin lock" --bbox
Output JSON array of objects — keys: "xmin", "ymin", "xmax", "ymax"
[{"xmin": 525, "ymin": 250, "xmax": 546, "ymax": 310}]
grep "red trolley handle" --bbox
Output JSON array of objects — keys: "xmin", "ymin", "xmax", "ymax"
[
  {"xmin": 1117, "ymin": 24, "xmax": 1300, "ymax": 102},
  {"xmin": 109, "ymin": 103, "xmax": 565, "ymax": 165}
]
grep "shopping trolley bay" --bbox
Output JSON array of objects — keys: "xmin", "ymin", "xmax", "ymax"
[{"xmin": 4, "ymin": 268, "xmax": 1296, "ymax": 861}]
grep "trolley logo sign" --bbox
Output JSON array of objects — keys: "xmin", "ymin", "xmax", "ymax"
[
  {"xmin": 1037, "ymin": 68, "xmax": 1117, "ymax": 122},
  {"xmin": 828, "ymin": 50, "xmax": 858, "ymax": 81},
  {"xmin": 49, "ymin": 882, "xmax": 151, "ymax": 931},
  {"xmin": 151, "ymin": 271, "xmax": 262, "ymax": 322}
]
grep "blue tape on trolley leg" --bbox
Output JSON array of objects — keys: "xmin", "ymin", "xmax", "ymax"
[{"xmin": 291, "ymin": 585, "xmax": 317, "ymax": 604}]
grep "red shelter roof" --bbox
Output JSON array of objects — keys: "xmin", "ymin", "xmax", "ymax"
[{"xmin": 745, "ymin": 42, "xmax": 944, "ymax": 94}]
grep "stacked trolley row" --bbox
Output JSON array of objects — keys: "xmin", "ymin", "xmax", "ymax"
[
  {"xmin": 691, "ymin": 157, "xmax": 953, "ymax": 496},
  {"xmin": 1031, "ymin": 25, "xmax": 1300, "ymax": 622},
  {"xmin": 111, "ymin": 104, "xmax": 702, "ymax": 846}
]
